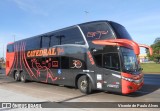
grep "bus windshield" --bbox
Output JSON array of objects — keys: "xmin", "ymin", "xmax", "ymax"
[
  {"xmin": 121, "ymin": 47, "xmax": 139, "ymax": 73},
  {"xmin": 109, "ymin": 22, "xmax": 133, "ymax": 40},
  {"xmin": 80, "ymin": 21, "xmax": 133, "ymax": 42},
  {"xmin": 80, "ymin": 22, "xmax": 115, "ymax": 41}
]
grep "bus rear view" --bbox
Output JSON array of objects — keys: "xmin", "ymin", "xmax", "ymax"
[{"xmin": 6, "ymin": 20, "xmax": 152, "ymax": 95}]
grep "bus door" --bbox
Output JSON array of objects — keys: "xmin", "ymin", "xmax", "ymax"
[
  {"xmin": 102, "ymin": 53, "xmax": 122, "ymax": 92},
  {"xmin": 94, "ymin": 52, "xmax": 122, "ymax": 93}
]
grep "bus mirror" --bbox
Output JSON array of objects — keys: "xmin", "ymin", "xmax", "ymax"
[
  {"xmin": 139, "ymin": 44, "xmax": 153, "ymax": 56},
  {"xmin": 92, "ymin": 39, "xmax": 140, "ymax": 55}
]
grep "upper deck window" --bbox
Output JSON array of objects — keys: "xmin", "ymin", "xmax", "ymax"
[
  {"xmin": 53, "ymin": 27, "xmax": 85, "ymax": 45},
  {"xmin": 42, "ymin": 36, "xmax": 50, "ymax": 48},
  {"xmin": 80, "ymin": 22, "xmax": 115, "ymax": 41},
  {"xmin": 26, "ymin": 37, "xmax": 41, "ymax": 50},
  {"xmin": 109, "ymin": 22, "xmax": 132, "ymax": 40}
]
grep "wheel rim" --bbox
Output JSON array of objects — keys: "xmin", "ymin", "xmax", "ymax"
[
  {"xmin": 15, "ymin": 73, "xmax": 19, "ymax": 80},
  {"xmin": 21, "ymin": 74, "xmax": 24, "ymax": 81},
  {"xmin": 80, "ymin": 80, "xmax": 88, "ymax": 90}
]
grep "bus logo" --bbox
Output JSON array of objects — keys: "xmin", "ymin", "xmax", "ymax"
[
  {"xmin": 87, "ymin": 31, "xmax": 108, "ymax": 39},
  {"xmin": 71, "ymin": 60, "xmax": 82, "ymax": 69}
]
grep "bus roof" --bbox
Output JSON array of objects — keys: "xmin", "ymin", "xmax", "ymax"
[
  {"xmin": 7, "ymin": 42, "xmax": 14, "ymax": 45},
  {"xmin": 11, "ymin": 20, "xmax": 122, "ymax": 43}
]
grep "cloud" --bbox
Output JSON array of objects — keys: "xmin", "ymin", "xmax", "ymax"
[{"xmin": 12, "ymin": 0, "xmax": 48, "ymax": 16}]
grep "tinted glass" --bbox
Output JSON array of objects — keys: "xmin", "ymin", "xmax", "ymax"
[
  {"xmin": 56, "ymin": 27, "xmax": 85, "ymax": 45},
  {"xmin": 93, "ymin": 54, "xmax": 102, "ymax": 67},
  {"xmin": 61, "ymin": 56, "xmax": 69, "ymax": 69},
  {"xmin": 93, "ymin": 52, "xmax": 120, "ymax": 71},
  {"xmin": 110, "ymin": 22, "xmax": 132, "ymax": 40},
  {"xmin": 7, "ymin": 44, "xmax": 14, "ymax": 52},
  {"xmin": 26, "ymin": 37, "xmax": 41, "ymax": 50},
  {"xmin": 103, "ymin": 53, "xmax": 120, "ymax": 71},
  {"xmin": 80, "ymin": 22, "xmax": 115, "ymax": 41},
  {"xmin": 50, "ymin": 34, "xmax": 59, "ymax": 46},
  {"xmin": 121, "ymin": 47, "xmax": 139, "ymax": 73},
  {"xmin": 42, "ymin": 36, "xmax": 50, "ymax": 48}
]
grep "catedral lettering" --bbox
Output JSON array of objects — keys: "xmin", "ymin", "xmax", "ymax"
[
  {"xmin": 6, "ymin": 20, "xmax": 153, "ymax": 95},
  {"xmin": 27, "ymin": 48, "xmax": 56, "ymax": 57}
]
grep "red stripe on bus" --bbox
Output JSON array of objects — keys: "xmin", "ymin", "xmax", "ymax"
[
  {"xmin": 20, "ymin": 43, "xmax": 22, "ymax": 70},
  {"xmin": 6, "ymin": 52, "xmax": 15, "ymax": 76},
  {"xmin": 6, "ymin": 43, "xmax": 18, "ymax": 76},
  {"xmin": 21, "ymin": 42, "xmax": 33, "ymax": 79},
  {"xmin": 16, "ymin": 44, "xmax": 18, "ymax": 70},
  {"xmin": 23, "ymin": 42, "xmax": 37, "ymax": 79}
]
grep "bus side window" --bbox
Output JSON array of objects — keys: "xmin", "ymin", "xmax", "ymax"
[
  {"xmin": 58, "ymin": 27, "xmax": 85, "ymax": 45},
  {"xmin": 103, "ymin": 53, "xmax": 120, "ymax": 71},
  {"xmin": 42, "ymin": 36, "xmax": 50, "ymax": 48},
  {"xmin": 7, "ymin": 44, "xmax": 14, "ymax": 52},
  {"xmin": 93, "ymin": 54, "xmax": 102, "ymax": 67},
  {"xmin": 50, "ymin": 35, "xmax": 59, "ymax": 46},
  {"xmin": 61, "ymin": 56, "xmax": 69, "ymax": 69},
  {"xmin": 26, "ymin": 37, "xmax": 41, "ymax": 50}
]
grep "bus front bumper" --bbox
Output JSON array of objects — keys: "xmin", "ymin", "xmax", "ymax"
[
  {"xmin": 121, "ymin": 72, "xmax": 144, "ymax": 94},
  {"xmin": 122, "ymin": 78, "xmax": 144, "ymax": 94}
]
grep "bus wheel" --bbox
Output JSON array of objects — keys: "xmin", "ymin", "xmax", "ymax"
[
  {"xmin": 78, "ymin": 75, "xmax": 92, "ymax": 94},
  {"xmin": 20, "ymin": 72, "xmax": 27, "ymax": 83},
  {"xmin": 14, "ymin": 71, "xmax": 20, "ymax": 81}
]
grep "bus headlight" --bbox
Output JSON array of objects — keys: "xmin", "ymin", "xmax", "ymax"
[
  {"xmin": 122, "ymin": 76, "xmax": 134, "ymax": 82},
  {"xmin": 122, "ymin": 76, "xmax": 143, "ymax": 84}
]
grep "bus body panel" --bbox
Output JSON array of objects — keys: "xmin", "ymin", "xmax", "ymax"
[
  {"xmin": 6, "ymin": 43, "xmax": 15, "ymax": 76},
  {"xmin": 6, "ymin": 51, "xmax": 15, "ymax": 76},
  {"xmin": 94, "ymin": 67, "xmax": 122, "ymax": 93},
  {"xmin": 121, "ymin": 72, "xmax": 144, "ymax": 94}
]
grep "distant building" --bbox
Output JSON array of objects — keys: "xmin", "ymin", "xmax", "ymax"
[
  {"xmin": 139, "ymin": 54, "xmax": 148, "ymax": 63},
  {"xmin": 154, "ymin": 37, "xmax": 160, "ymax": 44}
]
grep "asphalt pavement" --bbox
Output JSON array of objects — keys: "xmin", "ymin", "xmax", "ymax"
[{"xmin": 0, "ymin": 69, "xmax": 160, "ymax": 111}]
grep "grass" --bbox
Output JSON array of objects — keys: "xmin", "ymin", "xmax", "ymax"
[{"xmin": 140, "ymin": 63, "xmax": 160, "ymax": 73}]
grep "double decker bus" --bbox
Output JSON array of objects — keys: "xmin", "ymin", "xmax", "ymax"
[{"xmin": 6, "ymin": 20, "xmax": 152, "ymax": 94}]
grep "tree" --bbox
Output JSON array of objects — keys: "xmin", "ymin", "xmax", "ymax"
[{"xmin": 149, "ymin": 41, "xmax": 160, "ymax": 63}]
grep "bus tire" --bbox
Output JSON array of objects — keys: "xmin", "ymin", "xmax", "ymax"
[
  {"xmin": 78, "ymin": 75, "xmax": 92, "ymax": 94},
  {"xmin": 14, "ymin": 71, "xmax": 20, "ymax": 81},
  {"xmin": 20, "ymin": 72, "xmax": 27, "ymax": 83}
]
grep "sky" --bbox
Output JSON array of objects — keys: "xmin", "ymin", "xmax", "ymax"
[{"xmin": 0, "ymin": 0, "xmax": 160, "ymax": 57}]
